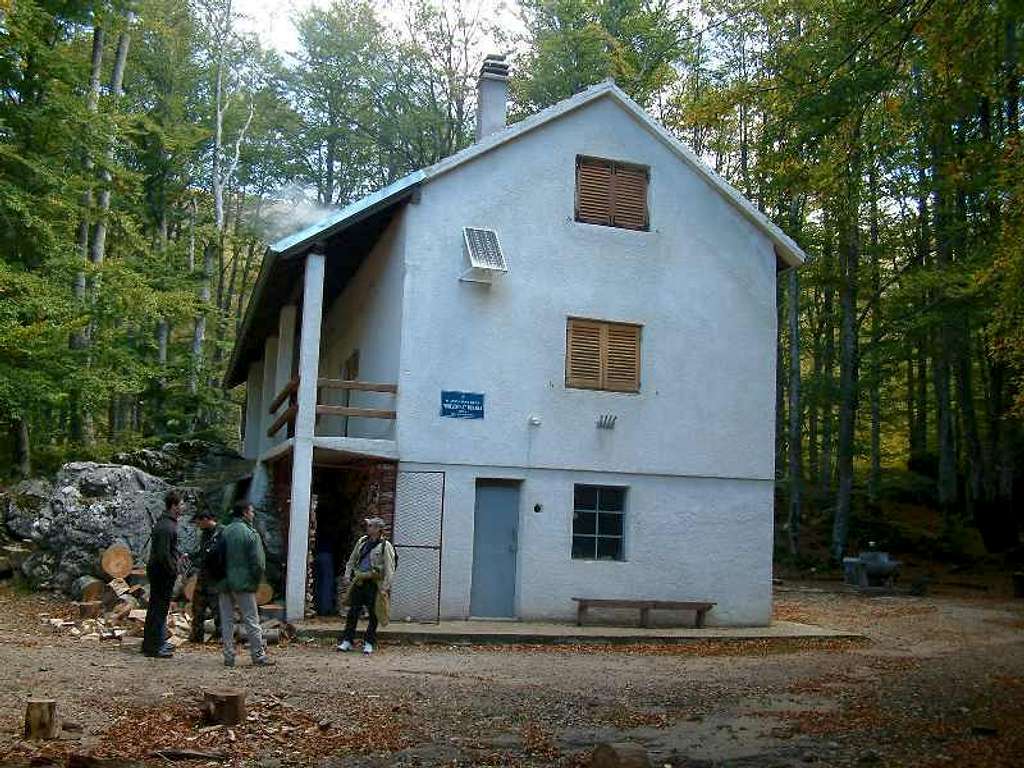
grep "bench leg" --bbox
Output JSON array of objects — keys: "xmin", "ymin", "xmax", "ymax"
[
  {"xmin": 695, "ymin": 609, "xmax": 706, "ymax": 629},
  {"xmin": 577, "ymin": 604, "xmax": 586, "ymax": 627},
  {"xmin": 640, "ymin": 608, "xmax": 650, "ymax": 628}
]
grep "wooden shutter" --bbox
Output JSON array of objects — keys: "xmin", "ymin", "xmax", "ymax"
[
  {"xmin": 566, "ymin": 319, "xmax": 641, "ymax": 392},
  {"xmin": 611, "ymin": 164, "xmax": 649, "ymax": 230},
  {"xmin": 576, "ymin": 158, "xmax": 613, "ymax": 225},
  {"xmin": 604, "ymin": 322, "xmax": 641, "ymax": 392},
  {"xmin": 566, "ymin": 319, "xmax": 603, "ymax": 389}
]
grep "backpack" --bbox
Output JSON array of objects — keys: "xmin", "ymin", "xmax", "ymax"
[{"xmin": 204, "ymin": 531, "xmax": 227, "ymax": 582}]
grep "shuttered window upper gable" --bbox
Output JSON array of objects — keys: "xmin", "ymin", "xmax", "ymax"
[{"xmin": 575, "ymin": 156, "xmax": 649, "ymax": 231}]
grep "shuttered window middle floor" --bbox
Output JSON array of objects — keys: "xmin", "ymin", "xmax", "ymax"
[
  {"xmin": 575, "ymin": 156, "xmax": 649, "ymax": 230},
  {"xmin": 566, "ymin": 318, "xmax": 642, "ymax": 393}
]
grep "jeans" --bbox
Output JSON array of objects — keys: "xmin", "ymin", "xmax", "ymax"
[
  {"xmin": 142, "ymin": 568, "xmax": 175, "ymax": 654},
  {"xmin": 342, "ymin": 579, "xmax": 379, "ymax": 645},
  {"xmin": 191, "ymin": 581, "xmax": 221, "ymax": 643},
  {"xmin": 218, "ymin": 591, "xmax": 265, "ymax": 662}
]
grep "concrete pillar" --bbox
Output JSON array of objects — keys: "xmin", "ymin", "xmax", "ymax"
[
  {"xmin": 242, "ymin": 361, "xmax": 264, "ymax": 459},
  {"xmin": 258, "ymin": 336, "xmax": 278, "ymax": 457},
  {"xmin": 284, "ymin": 250, "xmax": 326, "ymax": 622}
]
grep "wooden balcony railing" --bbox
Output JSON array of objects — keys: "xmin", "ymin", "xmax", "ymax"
[{"xmin": 267, "ymin": 377, "xmax": 397, "ymax": 438}]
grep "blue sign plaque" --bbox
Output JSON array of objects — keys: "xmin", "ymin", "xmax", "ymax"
[{"xmin": 440, "ymin": 391, "xmax": 484, "ymax": 419}]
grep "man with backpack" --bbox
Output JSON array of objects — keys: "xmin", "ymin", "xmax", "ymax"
[
  {"xmin": 187, "ymin": 509, "xmax": 221, "ymax": 644},
  {"xmin": 336, "ymin": 516, "xmax": 396, "ymax": 656},
  {"xmin": 216, "ymin": 500, "xmax": 274, "ymax": 667}
]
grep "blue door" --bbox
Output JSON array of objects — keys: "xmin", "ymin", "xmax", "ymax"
[{"xmin": 470, "ymin": 481, "xmax": 520, "ymax": 618}]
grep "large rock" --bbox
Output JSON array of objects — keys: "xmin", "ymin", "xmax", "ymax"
[
  {"xmin": 3, "ymin": 463, "xmax": 195, "ymax": 591},
  {"xmin": 1, "ymin": 442, "xmax": 278, "ymax": 594}
]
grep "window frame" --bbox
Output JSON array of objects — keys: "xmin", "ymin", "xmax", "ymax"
[
  {"xmin": 571, "ymin": 484, "xmax": 628, "ymax": 562},
  {"xmin": 565, "ymin": 316, "xmax": 643, "ymax": 394},
  {"xmin": 574, "ymin": 155, "xmax": 651, "ymax": 232}
]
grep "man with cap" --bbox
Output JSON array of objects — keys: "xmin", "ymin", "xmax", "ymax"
[
  {"xmin": 187, "ymin": 509, "xmax": 221, "ymax": 644},
  {"xmin": 218, "ymin": 500, "xmax": 274, "ymax": 667},
  {"xmin": 337, "ymin": 516, "xmax": 396, "ymax": 655}
]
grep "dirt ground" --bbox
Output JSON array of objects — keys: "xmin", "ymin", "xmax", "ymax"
[{"xmin": 0, "ymin": 583, "xmax": 1022, "ymax": 767}]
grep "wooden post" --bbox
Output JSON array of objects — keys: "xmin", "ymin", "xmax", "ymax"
[
  {"xmin": 203, "ymin": 689, "xmax": 246, "ymax": 726},
  {"xmin": 24, "ymin": 699, "xmax": 60, "ymax": 740},
  {"xmin": 590, "ymin": 742, "xmax": 651, "ymax": 768}
]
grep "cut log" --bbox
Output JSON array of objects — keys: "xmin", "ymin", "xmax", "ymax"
[
  {"xmin": 238, "ymin": 627, "xmax": 280, "ymax": 645},
  {"xmin": 183, "ymin": 575, "xmax": 198, "ymax": 602},
  {"xmin": 203, "ymin": 689, "xmax": 246, "ymax": 726},
  {"xmin": 127, "ymin": 609, "xmax": 148, "ymax": 622},
  {"xmin": 107, "ymin": 594, "xmax": 139, "ymax": 620},
  {"xmin": 255, "ymin": 582, "xmax": 274, "ymax": 606},
  {"xmin": 590, "ymin": 742, "xmax": 652, "ymax": 768},
  {"xmin": 24, "ymin": 699, "xmax": 60, "ymax": 740},
  {"xmin": 100, "ymin": 543, "xmax": 134, "ymax": 580},
  {"xmin": 72, "ymin": 575, "xmax": 105, "ymax": 603},
  {"xmin": 73, "ymin": 601, "xmax": 104, "ymax": 619}
]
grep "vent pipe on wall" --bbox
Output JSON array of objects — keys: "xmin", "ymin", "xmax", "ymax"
[{"xmin": 475, "ymin": 54, "xmax": 509, "ymax": 141}]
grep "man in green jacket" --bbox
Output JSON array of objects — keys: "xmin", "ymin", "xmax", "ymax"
[{"xmin": 217, "ymin": 500, "xmax": 274, "ymax": 667}]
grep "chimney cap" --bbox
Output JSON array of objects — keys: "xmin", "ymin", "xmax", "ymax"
[{"xmin": 480, "ymin": 54, "xmax": 509, "ymax": 79}]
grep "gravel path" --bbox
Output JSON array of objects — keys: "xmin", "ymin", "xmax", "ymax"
[{"xmin": 0, "ymin": 584, "xmax": 1022, "ymax": 767}]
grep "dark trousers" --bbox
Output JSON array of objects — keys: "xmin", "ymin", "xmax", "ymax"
[
  {"xmin": 142, "ymin": 568, "xmax": 174, "ymax": 654},
  {"xmin": 190, "ymin": 581, "xmax": 221, "ymax": 643},
  {"xmin": 342, "ymin": 579, "xmax": 379, "ymax": 645}
]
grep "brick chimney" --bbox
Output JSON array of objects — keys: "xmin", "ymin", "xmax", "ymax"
[{"xmin": 475, "ymin": 54, "xmax": 509, "ymax": 141}]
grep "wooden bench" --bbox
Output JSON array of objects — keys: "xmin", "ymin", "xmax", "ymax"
[{"xmin": 572, "ymin": 598, "xmax": 716, "ymax": 629}]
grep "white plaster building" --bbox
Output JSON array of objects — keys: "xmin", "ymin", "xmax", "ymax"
[{"xmin": 225, "ymin": 57, "xmax": 805, "ymax": 625}]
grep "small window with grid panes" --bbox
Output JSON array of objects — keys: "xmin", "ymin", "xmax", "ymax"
[{"xmin": 571, "ymin": 484, "xmax": 626, "ymax": 561}]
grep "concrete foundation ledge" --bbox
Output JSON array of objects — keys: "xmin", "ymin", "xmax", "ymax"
[{"xmin": 294, "ymin": 619, "xmax": 862, "ymax": 646}]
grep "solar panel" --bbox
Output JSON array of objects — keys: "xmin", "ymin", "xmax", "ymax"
[{"xmin": 463, "ymin": 227, "xmax": 508, "ymax": 274}]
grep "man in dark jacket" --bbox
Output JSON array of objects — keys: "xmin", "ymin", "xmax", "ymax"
[
  {"xmin": 218, "ymin": 500, "xmax": 274, "ymax": 667},
  {"xmin": 188, "ymin": 509, "xmax": 221, "ymax": 643},
  {"xmin": 142, "ymin": 491, "xmax": 184, "ymax": 658}
]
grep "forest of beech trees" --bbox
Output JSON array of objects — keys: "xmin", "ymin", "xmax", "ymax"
[{"xmin": 2, "ymin": 0, "xmax": 1022, "ymax": 564}]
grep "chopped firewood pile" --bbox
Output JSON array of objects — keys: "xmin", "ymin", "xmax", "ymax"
[{"xmin": 44, "ymin": 543, "xmax": 291, "ymax": 647}]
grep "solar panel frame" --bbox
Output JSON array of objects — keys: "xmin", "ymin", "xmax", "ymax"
[{"xmin": 463, "ymin": 227, "xmax": 508, "ymax": 273}]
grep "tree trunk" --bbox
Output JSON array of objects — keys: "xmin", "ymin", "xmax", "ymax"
[
  {"xmin": 89, "ymin": 29, "xmax": 131, "ymax": 267},
  {"xmin": 832, "ymin": 127, "xmax": 862, "ymax": 563},
  {"xmin": 931, "ymin": 132, "xmax": 958, "ymax": 528},
  {"xmin": 24, "ymin": 700, "xmax": 59, "ymax": 740},
  {"xmin": 821, "ymin": 230, "xmax": 836, "ymax": 491},
  {"xmin": 13, "ymin": 418, "xmax": 30, "ymax": 478},
  {"xmin": 787, "ymin": 267, "xmax": 802, "ymax": 555},
  {"xmin": 868, "ymin": 159, "xmax": 881, "ymax": 504}
]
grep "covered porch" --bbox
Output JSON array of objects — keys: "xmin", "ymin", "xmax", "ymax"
[{"xmin": 224, "ymin": 178, "xmax": 419, "ymax": 621}]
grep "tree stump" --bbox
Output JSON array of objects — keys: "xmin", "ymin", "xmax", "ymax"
[
  {"xmin": 72, "ymin": 575, "xmax": 105, "ymax": 603},
  {"xmin": 24, "ymin": 699, "xmax": 60, "ymax": 740},
  {"xmin": 74, "ymin": 601, "xmax": 104, "ymax": 619},
  {"xmin": 100, "ymin": 544, "xmax": 134, "ymax": 580},
  {"xmin": 590, "ymin": 742, "xmax": 651, "ymax": 768},
  {"xmin": 255, "ymin": 582, "xmax": 274, "ymax": 606},
  {"xmin": 203, "ymin": 689, "xmax": 246, "ymax": 726}
]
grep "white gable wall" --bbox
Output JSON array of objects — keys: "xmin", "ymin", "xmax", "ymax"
[
  {"xmin": 387, "ymin": 95, "xmax": 777, "ymax": 625},
  {"xmin": 398, "ymin": 95, "xmax": 777, "ymax": 477}
]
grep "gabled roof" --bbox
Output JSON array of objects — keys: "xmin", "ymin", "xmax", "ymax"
[
  {"xmin": 268, "ymin": 80, "xmax": 806, "ymax": 266},
  {"xmin": 228, "ymin": 80, "xmax": 806, "ymax": 387}
]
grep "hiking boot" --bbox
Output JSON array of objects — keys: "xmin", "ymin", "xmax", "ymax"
[
  {"xmin": 362, "ymin": 643, "xmax": 374, "ymax": 656},
  {"xmin": 253, "ymin": 655, "xmax": 276, "ymax": 667},
  {"xmin": 336, "ymin": 640, "xmax": 352, "ymax": 652}
]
